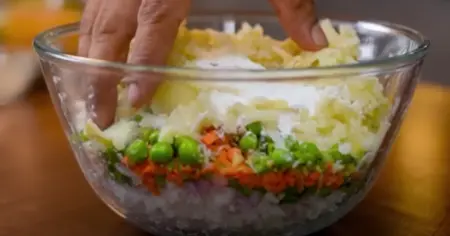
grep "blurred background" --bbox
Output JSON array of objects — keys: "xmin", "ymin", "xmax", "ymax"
[{"xmin": 0, "ymin": 0, "xmax": 448, "ymax": 102}]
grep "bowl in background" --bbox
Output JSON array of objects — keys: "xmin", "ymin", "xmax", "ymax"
[{"xmin": 33, "ymin": 14, "xmax": 429, "ymax": 236}]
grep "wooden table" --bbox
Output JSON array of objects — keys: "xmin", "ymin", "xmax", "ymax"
[{"xmin": 0, "ymin": 83, "xmax": 449, "ymax": 236}]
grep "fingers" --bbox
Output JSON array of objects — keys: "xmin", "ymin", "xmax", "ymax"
[
  {"xmin": 125, "ymin": 0, "xmax": 192, "ymax": 108},
  {"xmin": 269, "ymin": 0, "xmax": 327, "ymax": 51},
  {"xmin": 81, "ymin": 0, "xmax": 141, "ymax": 129},
  {"xmin": 78, "ymin": 0, "xmax": 101, "ymax": 57}
]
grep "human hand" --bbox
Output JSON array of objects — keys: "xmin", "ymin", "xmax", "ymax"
[
  {"xmin": 79, "ymin": 0, "xmax": 325, "ymax": 129},
  {"xmin": 79, "ymin": 0, "xmax": 191, "ymax": 129},
  {"xmin": 269, "ymin": 0, "xmax": 327, "ymax": 50}
]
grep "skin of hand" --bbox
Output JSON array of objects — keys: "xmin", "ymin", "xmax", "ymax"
[{"xmin": 79, "ymin": 0, "xmax": 327, "ymax": 129}]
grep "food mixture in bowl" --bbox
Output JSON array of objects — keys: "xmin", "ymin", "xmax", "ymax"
[{"xmin": 77, "ymin": 19, "xmax": 391, "ymax": 234}]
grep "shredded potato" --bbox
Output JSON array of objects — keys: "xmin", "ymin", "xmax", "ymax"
[{"xmin": 168, "ymin": 19, "xmax": 360, "ymax": 68}]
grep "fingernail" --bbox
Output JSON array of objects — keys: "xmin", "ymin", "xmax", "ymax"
[
  {"xmin": 311, "ymin": 24, "xmax": 328, "ymax": 47},
  {"xmin": 128, "ymin": 83, "xmax": 140, "ymax": 105}
]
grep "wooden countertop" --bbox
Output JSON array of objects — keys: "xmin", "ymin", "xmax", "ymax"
[{"xmin": 0, "ymin": 84, "xmax": 449, "ymax": 236}]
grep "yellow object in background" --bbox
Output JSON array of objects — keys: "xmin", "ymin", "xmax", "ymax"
[{"xmin": 0, "ymin": 0, "xmax": 82, "ymax": 50}]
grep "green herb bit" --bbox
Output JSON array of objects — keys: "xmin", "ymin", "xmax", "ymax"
[
  {"xmin": 239, "ymin": 132, "xmax": 258, "ymax": 152},
  {"xmin": 106, "ymin": 161, "xmax": 132, "ymax": 185},
  {"xmin": 249, "ymin": 152, "xmax": 270, "ymax": 174},
  {"xmin": 245, "ymin": 121, "xmax": 263, "ymax": 136},
  {"xmin": 270, "ymin": 148, "xmax": 293, "ymax": 169},
  {"xmin": 293, "ymin": 142, "xmax": 322, "ymax": 165},
  {"xmin": 284, "ymin": 135, "xmax": 300, "ymax": 151},
  {"xmin": 124, "ymin": 139, "xmax": 148, "ymax": 164},
  {"xmin": 150, "ymin": 142, "xmax": 174, "ymax": 164},
  {"xmin": 177, "ymin": 138, "xmax": 202, "ymax": 165},
  {"xmin": 258, "ymin": 135, "xmax": 274, "ymax": 154},
  {"xmin": 328, "ymin": 144, "xmax": 355, "ymax": 164},
  {"xmin": 109, "ymin": 170, "xmax": 132, "ymax": 185},
  {"xmin": 104, "ymin": 147, "xmax": 120, "ymax": 164}
]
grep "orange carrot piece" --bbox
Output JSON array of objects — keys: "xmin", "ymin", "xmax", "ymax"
[
  {"xmin": 201, "ymin": 131, "xmax": 220, "ymax": 146},
  {"xmin": 216, "ymin": 149, "xmax": 232, "ymax": 167},
  {"xmin": 285, "ymin": 170, "xmax": 299, "ymax": 187},
  {"xmin": 309, "ymin": 171, "xmax": 321, "ymax": 181},
  {"xmin": 237, "ymin": 174, "xmax": 262, "ymax": 188},
  {"xmin": 262, "ymin": 172, "xmax": 287, "ymax": 193},
  {"xmin": 142, "ymin": 178, "xmax": 160, "ymax": 196},
  {"xmin": 227, "ymin": 147, "xmax": 242, "ymax": 161}
]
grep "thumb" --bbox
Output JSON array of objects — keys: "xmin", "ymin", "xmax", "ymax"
[{"xmin": 269, "ymin": 0, "xmax": 327, "ymax": 51}]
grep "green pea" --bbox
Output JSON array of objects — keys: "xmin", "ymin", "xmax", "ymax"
[
  {"xmin": 150, "ymin": 142, "xmax": 174, "ymax": 164},
  {"xmin": 148, "ymin": 130, "xmax": 160, "ymax": 145},
  {"xmin": 178, "ymin": 139, "xmax": 202, "ymax": 165},
  {"xmin": 270, "ymin": 148, "xmax": 293, "ymax": 168},
  {"xmin": 258, "ymin": 135, "xmax": 274, "ymax": 154},
  {"xmin": 174, "ymin": 136, "xmax": 196, "ymax": 149},
  {"xmin": 284, "ymin": 135, "xmax": 300, "ymax": 151},
  {"xmin": 239, "ymin": 132, "xmax": 258, "ymax": 152},
  {"xmin": 328, "ymin": 144, "xmax": 354, "ymax": 164},
  {"xmin": 267, "ymin": 143, "xmax": 275, "ymax": 154},
  {"xmin": 249, "ymin": 152, "xmax": 270, "ymax": 174},
  {"xmin": 293, "ymin": 142, "xmax": 322, "ymax": 165},
  {"xmin": 245, "ymin": 121, "xmax": 263, "ymax": 136},
  {"xmin": 125, "ymin": 139, "xmax": 148, "ymax": 164}
]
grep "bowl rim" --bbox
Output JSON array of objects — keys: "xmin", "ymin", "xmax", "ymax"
[{"xmin": 33, "ymin": 16, "xmax": 431, "ymax": 80}]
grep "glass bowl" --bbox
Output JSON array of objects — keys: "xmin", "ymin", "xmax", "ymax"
[{"xmin": 34, "ymin": 14, "xmax": 429, "ymax": 236}]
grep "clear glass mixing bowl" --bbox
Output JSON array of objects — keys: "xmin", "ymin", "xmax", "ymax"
[{"xmin": 34, "ymin": 14, "xmax": 429, "ymax": 236}]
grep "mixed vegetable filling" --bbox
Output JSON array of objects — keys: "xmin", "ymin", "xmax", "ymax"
[
  {"xmin": 76, "ymin": 19, "xmax": 389, "ymax": 204},
  {"xmin": 80, "ymin": 116, "xmax": 367, "ymax": 203}
]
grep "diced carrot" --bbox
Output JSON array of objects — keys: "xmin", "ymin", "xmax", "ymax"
[
  {"xmin": 235, "ymin": 164, "xmax": 253, "ymax": 174},
  {"xmin": 332, "ymin": 173, "xmax": 345, "ymax": 189},
  {"xmin": 285, "ymin": 170, "xmax": 299, "ymax": 187},
  {"xmin": 142, "ymin": 177, "xmax": 160, "ymax": 195},
  {"xmin": 142, "ymin": 162, "xmax": 157, "ymax": 175},
  {"xmin": 309, "ymin": 171, "xmax": 321, "ymax": 181},
  {"xmin": 262, "ymin": 172, "xmax": 287, "ymax": 193},
  {"xmin": 201, "ymin": 163, "xmax": 217, "ymax": 175},
  {"xmin": 180, "ymin": 165, "xmax": 194, "ymax": 174},
  {"xmin": 237, "ymin": 174, "xmax": 261, "ymax": 188},
  {"xmin": 264, "ymin": 181, "xmax": 286, "ymax": 193},
  {"xmin": 201, "ymin": 131, "xmax": 220, "ymax": 146},
  {"xmin": 325, "ymin": 162, "xmax": 334, "ymax": 173},
  {"xmin": 322, "ymin": 173, "xmax": 335, "ymax": 187},
  {"xmin": 304, "ymin": 172, "xmax": 318, "ymax": 187},
  {"xmin": 216, "ymin": 149, "xmax": 232, "ymax": 167},
  {"xmin": 304, "ymin": 179, "xmax": 316, "ymax": 187},
  {"xmin": 191, "ymin": 169, "xmax": 202, "ymax": 179}
]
